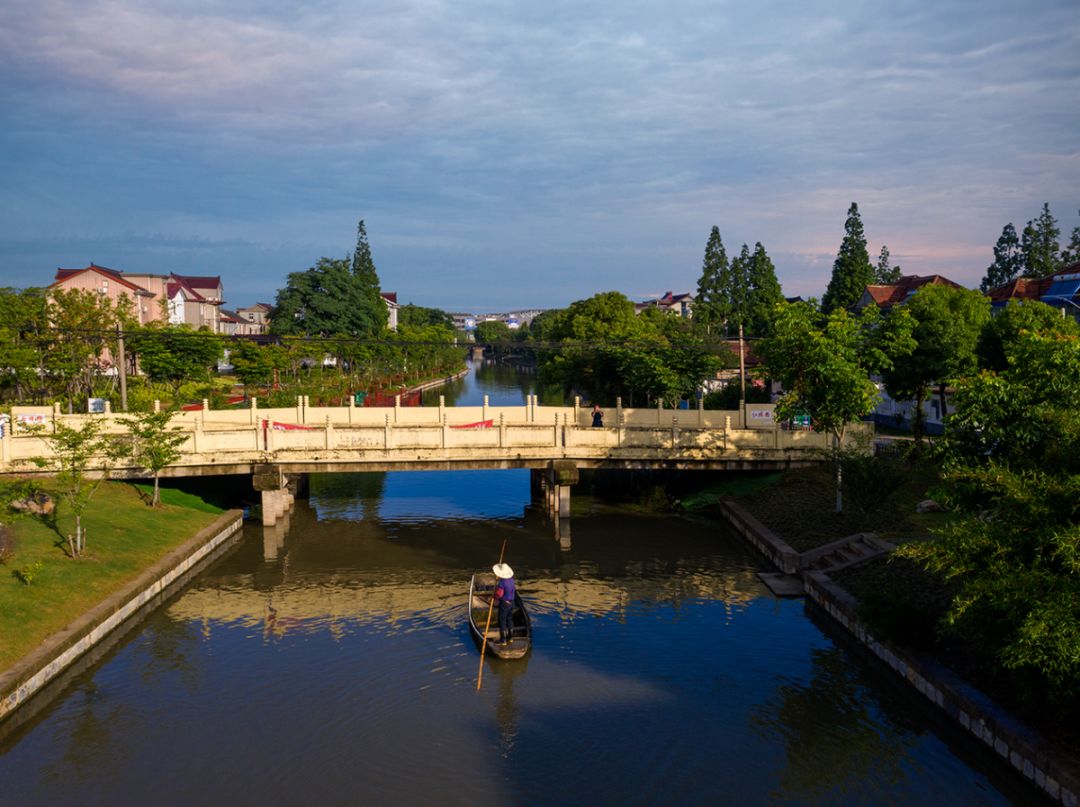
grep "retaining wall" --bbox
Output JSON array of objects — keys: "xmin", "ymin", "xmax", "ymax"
[{"xmin": 0, "ymin": 510, "xmax": 244, "ymax": 728}]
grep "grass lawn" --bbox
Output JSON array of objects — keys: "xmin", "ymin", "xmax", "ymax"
[{"xmin": 0, "ymin": 480, "xmax": 224, "ymax": 672}]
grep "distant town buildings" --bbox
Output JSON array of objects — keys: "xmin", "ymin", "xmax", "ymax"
[{"xmin": 636, "ymin": 291, "xmax": 694, "ymax": 318}]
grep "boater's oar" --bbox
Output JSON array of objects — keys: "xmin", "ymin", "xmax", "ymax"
[{"xmin": 476, "ymin": 538, "xmax": 508, "ymax": 691}]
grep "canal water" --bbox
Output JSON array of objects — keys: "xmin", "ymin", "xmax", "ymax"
[{"xmin": 0, "ymin": 363, "xmax": 1034, "ymax": 805}]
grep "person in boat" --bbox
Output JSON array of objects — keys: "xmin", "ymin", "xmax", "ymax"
[
  {"xmin": 591, "ymin": 403, "xmax": 603, "ymax": 427},
  {"xmin": 493, "ymin": 562, "xmax": 516, "ymax": 645}
]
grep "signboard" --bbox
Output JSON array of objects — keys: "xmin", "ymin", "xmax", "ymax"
[
  {"xmin": 745, "ymin": 405, "xmax": 776, "ymax": 429},
  {"xmin": 88, "ymin": 398, "xmax": 106, "ymax": 414}
]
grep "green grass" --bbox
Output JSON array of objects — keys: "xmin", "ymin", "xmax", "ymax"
[
  {"xmin": 678, "ymin": 472, "xmax": 782, "ymax": 511},
  {"xmin": 0, "ymin": 481, "xmax": 224, "ymax": 672}
]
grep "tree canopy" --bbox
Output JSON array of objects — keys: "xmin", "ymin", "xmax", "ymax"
[
  {"xmin": 980, "ymin": 222, "xmax": 1022, "ymax": 292},
  {"xmin": 694, "ymin": 226, "xmax": 731, "ymax": 336},
  {"xmin": 822, "ymin": 202, "xmax": 875, "ymax": 314}
]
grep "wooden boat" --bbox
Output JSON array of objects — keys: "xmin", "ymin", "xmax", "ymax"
[{"xmin": 468, "ymin": 572, "xmax": 531, "ymax": 660}]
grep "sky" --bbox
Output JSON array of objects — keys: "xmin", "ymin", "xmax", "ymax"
[{"xmin": 1, "ymin": 1, "xmax": 1077, "ymax": 313}]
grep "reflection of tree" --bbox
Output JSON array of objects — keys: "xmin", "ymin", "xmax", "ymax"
[
  {"xmin": 751, "ymin": 646, "xmax": 917, "ymax": 800},
  {"xmin": 310, "ymin": 472, "xmax": 387, "ymax": 521},
  {"xmin": 137, "ymin": 613, "xmax": 202, "ymax": 691}
]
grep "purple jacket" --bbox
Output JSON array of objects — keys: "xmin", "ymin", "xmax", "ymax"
[{"xmin": 496, "ymin": 576, "xmax": 516, "ymax": 604}]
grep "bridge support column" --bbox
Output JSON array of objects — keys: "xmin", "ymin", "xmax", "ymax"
[
  {"xmin": 546, "ymin": 460, "xmax": 578, "ymax": 520},
  {"xmin": 253, "ymin": 465, "xmax": 295, "ymax": 527}
]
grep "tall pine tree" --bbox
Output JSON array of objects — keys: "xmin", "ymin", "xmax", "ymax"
[
  {"xmin": 980, "ymin": 222, "xmax": 1022, "ymax": 292},
  {"xmin": 694, "ymin": 226, "xmax": 731, "ymax": 336},
  {"xmin": 1061, "ymin": 210, "xmax": 1080, "ymax": 266},
  {"xmin": 822, "ymin": 202, "xmax": 874, "ymax": 313},
  {"xmin": 746, "ymin": 242, "xmax": 784, "ymax": 336},
  {"xmin": 351, "ymin": 219, "xmax": 389, "ymax": 333},
  {"xmin": 725, "ymin": 243, "xmax": 753, "ymax": 334},
  {"xmin": 1020, "ymin": 203, "xmax": 1060, "ymax": 278},
  {"xmin": 874, "ymin": 245, "xmax": 901, "ymax": 284}
]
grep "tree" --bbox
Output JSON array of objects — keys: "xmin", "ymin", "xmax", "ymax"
[
  {"xmin": 43, "ymin": 288, "xmax": 128, "ymax": 411},
  {"xmin": 230, "ymin": 339, "xmax": 289, "ymax": 389},
  {"xmin": 980, "ymin": 222, "xmax": 1023, "ymax": 292},
  {"xmin": 123, "ymin": 410, "xmax": 190, "ymax": 507},
  {"xmin": 271, "ymin": 220, "xmax": 389, "ymax": 338},
  {"xmin": 127, "ymin": 324, "xmax": 222, "ymax": 394},
  {"xmin": 0, "ymin": 287, "xmax": 48, "ymax": 403},
  {"xmin": 822, "ymin": 203, "xmax": 875, "ymax": 314},
  {"xmin": 899, "ymin": 330, "xmax": 1080, "ymax": 710},
  {"xmin": 882, "ymin": 285, "xmax": 991, "ymax": 444},
  {"xmin": 745, "ymin": 242, "xmax": 784, "ymax": 337},
  {"xmin": 398, "ymin": 304, "xmax": 454, "ymax": 331},
  {"xmin": 31, "ymin": 419, "xmax": 127, "ymax": 556},
  {"xmin": 351, "ymin": 219, "xmax": 389, "ymax": 333},
  {"xmin": 474, "ymin": 320, "xmax": 512, "ymax": 345},
  {"xmin": 725, "ymin": 243, "xmax": 752, "ymax": 334},
  {"xmin": 1059, "ymin": 210, "xmax": 1080, "ymax": 266},
  {"xmin": 976, "ymin": 299, "xmax": 1078, "ymax": 372},
  {"xmin": 1020, "ymin": 202, "xmax": 1060, "ymax": 278},
  {"xmin": 874, "ymin": 245, "xmax": 901, "ymax": 285},
  {"xmin": 759, "ymin": 301, "xmax": 915, "ymax": 511},
  {"xmin": 694, "ymin": 227, "xmax": 731, "ymax": 336}
]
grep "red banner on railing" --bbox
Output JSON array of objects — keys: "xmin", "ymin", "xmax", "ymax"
[{"xmin": 450, "ymin": 419, "xmax": 493, "ymax": 429}]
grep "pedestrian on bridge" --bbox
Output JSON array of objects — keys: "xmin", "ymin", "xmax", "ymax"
[{"xmin": 591, "ymin": 403, "xmax": 604, "ymax": 427}]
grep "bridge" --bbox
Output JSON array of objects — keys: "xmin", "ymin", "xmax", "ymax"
[{"xmin": 2, "ymin": 395, "xmax": 868, "ymax": 528}]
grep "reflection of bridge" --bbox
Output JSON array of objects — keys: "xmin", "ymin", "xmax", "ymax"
[{"xmin": 2, "ymin": 396, "xmax": 869, "ymax": 528}]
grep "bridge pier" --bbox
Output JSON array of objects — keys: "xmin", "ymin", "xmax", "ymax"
[
  {"xmin": 253, "ymin": 465, "xmax": 300, "ymax": 527},
  {"xmin": 532, "ymin": 461, "xmax": 578, "ymax": 548}
]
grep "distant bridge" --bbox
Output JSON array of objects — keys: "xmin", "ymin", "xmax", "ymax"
[{"xmin": 2, "ymin": 395, "xmax": 868, "ymax": 527}]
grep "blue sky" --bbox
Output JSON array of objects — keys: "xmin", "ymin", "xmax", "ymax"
[{"xmin": 1, "ymin": 0, "xmax": 1077, "ymax": 312}]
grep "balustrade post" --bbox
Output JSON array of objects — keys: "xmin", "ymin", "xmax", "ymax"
[
  {"xmin": 698, "ymin": 394, "xmax": 704, "ymax": 427},
  {"xmin": 657, "ymin": 399, "xmax": 663, "ymax": 425},
  {"xmin": 104, "ymin": 401, "xmax": 112, "ymax": 415},
  {"xmin": 671, "ymin": 416, "xmax": 678, "ymax": 449},
  {"xmin": 394, "ymin": 395, "xmax": 401, "ymax": 423},
  {"xmin": 439, "ymin": 395, "xmax": 445, "ymax": 424},
  {"xmin": 384, "ymin": 413, "xmax": 392, "ymax": 449},
  {"xmin": 250, "ymin": 396, "xmax": 258, "ymax": 425},
  {"xmin": 724, "ymin": 415, "xmax": 731, "ymax": 452},
  {"xmin": 442, "ymin": 414, "xmax": 448, "ymax": 449},
  {"xmin": 325, "ymin": 415, "xmax": 333, "ymax": 450},
  {"xmin": 617, "ymin": 409, "xmax": 623, "ymax": 447},
  {"xmin": 202, "ymin": 398, "xmax": 209, "ymax": 413},
  {"xmin": 295, "ymin": 396, "xmax": 303, "ymax": 423},
  {"xmin": 153, "ymin": 400, "xmax": 161, "ymax": 414},
  {"xmin": 482, "ymin": 394, "xmax": 489, "ymax": 422},
  {"xmin": 348, "ymin": 394, "xmax": 355, "ymax": 424},
  {"xmin": 553, "ymin": 413, "xmax": 559, "ymax": 447},
  {"xmin": 573, "ymin": 395, "xmax": 580, "ymax": 425},
  {"xmin": 192, "ymin": 415, "xmax": 202, "ymax": 454},
  {"xmin": 499, "ymin": 413, "xmax": 506, "ymax": 448}
]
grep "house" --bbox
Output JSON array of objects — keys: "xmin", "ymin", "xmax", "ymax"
[
  {"xmin": 382, "ymin": 292, "xmax": 399, "ymax": 331},
  {"xmin": 236, "ymin": 303, "xmax": 273, "ymax": 333},
  {"xmin": 52, "ymin": 265, "xmax": 227, "ymax": 332},
  {"xmin": 636, "ymin": 291, "xmax": 694, "ymax": 318},
  {"xmin": 854, "ymin": 274, "xmax": 963, "ymax": 311},
  {"xmin": 51, "ymin": 264, "xmax": 159, "ymax": 324},
  {"xmin": 219, "ymin": 309, "xmax": 263, "ymax": 336},
  {"xmin": 986, "ymin": 263, "xmax": 1080, "ymax": 319}
]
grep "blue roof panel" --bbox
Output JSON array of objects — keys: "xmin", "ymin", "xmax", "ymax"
[{"xmin": 1042, "ymin": 278, "xmax": 1080, "ymax": 303}]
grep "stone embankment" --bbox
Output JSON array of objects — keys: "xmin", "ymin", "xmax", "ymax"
[
  {"xmin": 0, "ymin": 510, "xmax": 243, "ymax": 732},
  {"xmin": 714, "ymin": 497, "xmax": 1079, "ymax": 806}
]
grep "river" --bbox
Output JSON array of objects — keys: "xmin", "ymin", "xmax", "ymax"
[{"xmin": 0, "ymin": 362, "xmax": 1035, "ymax": 805}]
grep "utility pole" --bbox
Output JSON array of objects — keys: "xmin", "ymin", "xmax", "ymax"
[
  {"xmin": 116, "ymin": 323, "xmax": 128, "ymax": 412},
  {"xmin": 738, "ymin": 322, "xmax": 746, "ymax": 428}
]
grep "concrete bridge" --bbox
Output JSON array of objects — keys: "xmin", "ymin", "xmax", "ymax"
[{"xmin": 2, "ymin": 395, "xmax": 868, "ymax": 529}]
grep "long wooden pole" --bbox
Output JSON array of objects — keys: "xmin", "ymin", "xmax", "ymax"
[{"xmin": 476, "ymin": 538, "xmax": 508, "ymax": 691}]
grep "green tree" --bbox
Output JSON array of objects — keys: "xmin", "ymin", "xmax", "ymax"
[
  {"xmin": 1020, "ymin": 203, "xmax": 1060, "ymax": 278},
  {"xmin": 694, "ymin": 226, "xmax": 731, "ymax": 336},
  {"xmin": 0, "ymin": 287, "xmax": 48, "ymax": 403},
  {"xmin": 881, "ymin": 285, "xmax": 991, "ymax": 444},
  {"xmin": 900, "ymin": 330, "xmax": 1080, "ymax": 710},
  {"xmin": 980, "ymin": 222, "xmax": 1022, "ymax": 292},
  {"xmin": 398, "ymin": 304, "xmax": 454, "ymax": 331},
  {"xmin": 230, "ymin": 340, "xmax": 290, "ymax": 390},
  {"xmin": 759, "ymin": 301, "xmax": 915, "ymax": 511},
  {"xmin": 123, "ymin": 410, "xmax": 190, "ymax": 507},
  {"xmin": 874, "ymin": 245, "xmax": 901, "ymax": 285},
  {"xmin": 351, "ymin": 219, "xmax": 389, "ymax": 333},
  {"xmin": 127, "ymin": 324, "xmax": 222, "ymax": 395},
  {"xmin": 271, "ymin": 258, "xmax": 383, "ymax": 338},
  {"xmin": 725, "ymin": 243, "xmax": 753, "ymax": 334},
  {"xmin": 822, "ymin": 203, "xmax": 875, "ymax": 314},
  {"xmin": 474, "ymin": 320, "xmax": 512, "ymax": 345},
  {"xmin": 977, "ymin": 299, "xmax": 1078, "ymax": 372},
  {"xmin": 31, "ymin": 419, "xmax": 127, "ymax": 556},
  {"xmin": 1059, "ymin": 210, "xmax": 1080, "ymax": 266},
  {"xmin": 745, "ymin": 242, "xmax": 784, "ymax": 337},
  {"xmin": 44, "ymin": 288, "xmax": 128, "ymax": 411}
]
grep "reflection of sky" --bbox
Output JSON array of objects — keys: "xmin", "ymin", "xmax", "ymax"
[{"xmin": 312, "ymin": 468, "xmax": 530, "ymax": 523}]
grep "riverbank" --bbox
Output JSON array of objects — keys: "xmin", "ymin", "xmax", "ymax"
[
  {"xmin": 0, "ymin": 481, "xmax": 236, "ymax": 712},
  {"xmin": 702, "ymin": 463, "xmax": 1078, "ymax": 804}
]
